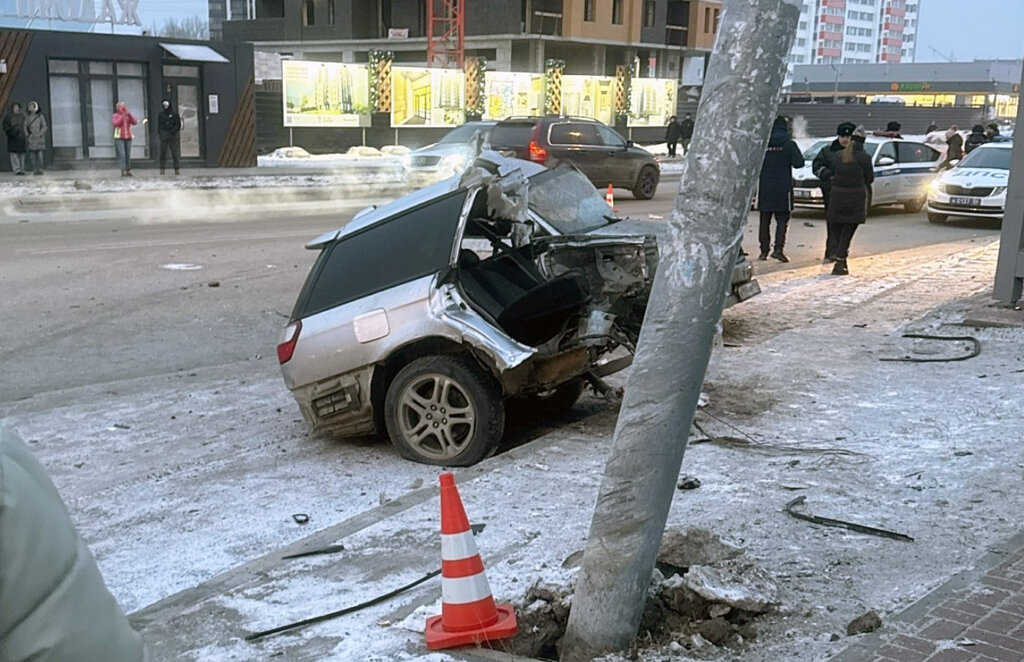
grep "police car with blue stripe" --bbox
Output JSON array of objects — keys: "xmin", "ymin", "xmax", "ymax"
[
  {"xmin": 927, "ymin": 142, "xmax": 1012, "ymax": 223},
  {"xmin": 793, "ymin": 137, "xmax": 943, "ymax": 213}
]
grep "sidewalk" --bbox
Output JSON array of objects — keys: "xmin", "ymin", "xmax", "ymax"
[{"xmin": 834, "ymin": 530, "xmax": 1024, "ymax": 662}]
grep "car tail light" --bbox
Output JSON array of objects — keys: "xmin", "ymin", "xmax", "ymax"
[
  {"xmin": 277, "ymin": 320, "xmax": 302, "ymax": 364},
  {"xmin": 528, "ymin": 124, "xmax": 547, "ymax": 163}
]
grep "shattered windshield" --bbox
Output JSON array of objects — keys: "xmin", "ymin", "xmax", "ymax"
[{"xmin": 528, "ymin": 165, "xmax": 616, "ymax": 234}]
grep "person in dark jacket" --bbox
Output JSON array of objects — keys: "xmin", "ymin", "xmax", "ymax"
[
  {"xmin": 985, "ymin": 123, "xmax": 1010, "ymax": 143},
  {"xmin": 812, "ymin": 121, "xmax": 855, "ymax": 261},
  {"xmin": 2, "ymin": 102, "xmax": 27, "ymax": 175},
  {"xmin": 157, "ymin": 98, "xmax": 183, "ymax": 175},
  {"xmin": 826, "ymin": 126, "xmax": 874, "ymax": 276},
  {"xmin": 942, "ymin": 125, "xmax": 963, "ymax": 168},
  {"xmin": 964, "ymin": 124, "xmax": 988, "ymax": 154},
  {"xmin": 0, "ymin": 426, "xmax": 146, "ymax": 662},
  {"xmin": 678, "ymin": 113, "xmax": 694, "ymax": 154},
  {"xmin": 23, "ymin": 100, "xmax": 47, "ymax": 175},
  {"xmin": 756, "ymin": 116, "xmax": 804, "ymax": 262},
  {"xmin": 665, "ymin": 115, "xmax": 680, "ymax": 157}
]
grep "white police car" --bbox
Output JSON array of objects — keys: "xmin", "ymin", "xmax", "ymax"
[
  {"xmin": 793, "ymin": 137, "xmax": 943, "ymax": 213},
  {"xmin": 926, "ymin": 142, "xmax": 1012, "ymax": 223}
]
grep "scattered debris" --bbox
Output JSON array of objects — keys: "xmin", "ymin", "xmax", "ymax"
[
  {"xmin": 803, "ymin": 221, "xmax": 816, "ymax": 227},
  {"xmin": 784, "ymin": 496, "xmax": 914, "ymax": 542},
  {"xmin": 846, "ymin": 610, "xmax": 882, "ymax": 636},
  {"xmin": 281, "ymin": 544, "xmax": 345, "ymax": 560},
  {"xmin": 291, "ymin": 513, "xmax": 310, "ymax": 525},
  {"xmin": 682, "ymin": 559, "xmax": 779, "ymax": 614},
  {"xmin": 881, "ymin": 334, "xmax": 980, "ymax": 363},
  {"xmin": 406, "ymin": 478, "xmax": 423, "ymax": 490},
  {"xmin": 953, "ymin": 450, "xmax": 973, "ymax": 457},
  {"xmin": 109, "ymin": 423, "xmax": 130, "ymax": 430},
  {"xmin": 677, "ymin": 475, "xmax": 702, "ymax": 490},
  {"xmin": 207, "ymin": 281, "xmax": 221, "ymax": 288},
  {"xmin": 245, "ymin": 569, "xmax": 441, "ymax": 641}
]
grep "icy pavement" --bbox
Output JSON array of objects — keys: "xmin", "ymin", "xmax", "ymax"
[{"xmin": 2, "ymin": 238, "xmax": 1022, "ymax": 661}]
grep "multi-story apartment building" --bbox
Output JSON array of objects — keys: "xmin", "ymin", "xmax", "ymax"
[
  {"xmin": 216, "ymin": 0, "xmax": 723, "ymax": 81},
  {"xmin": 786, "ymin": 0, "xmax": 920, "ymax": 89}
]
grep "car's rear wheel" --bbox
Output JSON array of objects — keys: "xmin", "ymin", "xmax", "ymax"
[
  {"xmin": 632, "ymin": 166, "xmax": 659, "ymax": 200},
  {"xmin": 384, "ymin": 355, "xmax": 504, "ymax": 466},
  {"xmin": 927, "ymin": 212, "xmax": 947, "ymax": 224},
  {"xmin": 904, "ymin": 193, "xmax": 926, "ymax": 213},
  {"xmin": 507, "ymin": 378, "xmax": 585, "ymax": 420}
]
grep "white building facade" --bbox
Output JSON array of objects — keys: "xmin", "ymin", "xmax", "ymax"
[{"xmin": 786, "ymin": 0, "xmax": 920, "ymax": 87}]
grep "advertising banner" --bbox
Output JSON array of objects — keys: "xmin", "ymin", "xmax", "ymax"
[
  {"xmin": 560, "ymin": 75, "xmax": 616, "ymax": 125},
  {"xmin": 483, "ymin": 71, "xmax": 544, "ymax": 120},
  {"xmin": 391, "ymin": 66, "xmax": 466, "ymax": 127},
  {"xmin": 282, "ymin": 60, "xmax": 371, "ymax": 127},
  {"xmin": 627, "ymin": 77, "xmax": 678, "ymax": 127}
]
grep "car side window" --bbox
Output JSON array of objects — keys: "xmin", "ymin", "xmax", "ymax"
[
  {"xmin": 897, "ymin": 142, "xmax": 939, "ymax": 163},
  {"xmin": 295, "ymin": 190, "xmax": 468, "ymax": 318},
  {"xmin": 876, "ymin": 142, "xmax": 897, "ymax": 163},
  {"xmin": 549, "ymin": 122, "xmax": 601, "ymax": 146},
  {"xmin": 596, "ymin": 125, "xmax": 626, "ymax": 148}
]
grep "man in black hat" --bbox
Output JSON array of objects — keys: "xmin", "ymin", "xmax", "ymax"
[{"xmin": 812, "ymin": 121, "xmax": 855, "ymax": 262}]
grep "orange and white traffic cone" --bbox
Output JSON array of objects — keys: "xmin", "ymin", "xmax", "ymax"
[
  {"xmin": 605, "ymin": 183, "xmax": 615, "ymax": 210},
  {"xmin": 425, "ymin": 473, "xmax": 517, "ymax": 650}
]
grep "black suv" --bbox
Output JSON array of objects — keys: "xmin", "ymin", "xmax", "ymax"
[{"xmin": 489, "ymin": 116, "xmax": 660, "ymax": 200}]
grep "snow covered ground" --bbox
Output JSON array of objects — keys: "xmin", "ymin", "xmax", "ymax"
[{"xmin": 3, "ymin": 231, "xmax": 1019, "ymax": 661}]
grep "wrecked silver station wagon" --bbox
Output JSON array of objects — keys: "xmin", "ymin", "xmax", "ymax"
[{"xmin": 278, "ymin": 153, "xmax": 760, "ymax": 466}]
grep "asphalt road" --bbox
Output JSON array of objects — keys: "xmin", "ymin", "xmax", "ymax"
[{"xmin": 0, "ymin": 180, "xmax": 1001, "ymax": 404}]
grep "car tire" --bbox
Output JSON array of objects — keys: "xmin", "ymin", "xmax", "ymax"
[
  {"xmin": 904, "ymin": 194, "xmax": 926, "ymax": 213},
  {"xmin": 927, "ymin": 212, "xmax": 947, "ymax": 224},
  {"xmin": 384, "ymin": 355, "xmax": 504, "ymax": 466},
  {"xmin": 507, "ymin": 378, "xmax": 585, "ymax": 420},
  {"xmin": 632, "ymin": 166, "xmax": 659, "ymax": 200}
]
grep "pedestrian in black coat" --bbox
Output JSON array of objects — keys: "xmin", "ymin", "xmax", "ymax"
[
  {"xmin": 813, "ymin": 121, "xmax": 855, "ymax": 261},
  {"xmin": 157, "ymin": 99, "xmax": 183, "ymax": 175},
  {"xmin": 826, "ymin": 126, "xmax": 874, "ymax": 276},
  {"xmin": 678, "ymin": 113, "xmax": 694, "ymax": 154},
  {"xmin": 757, "ymin": 116, "xmax": 804, "ymax": 262},
  {"xmin": 2, "ymin": 102, "xmax": 27, "ymax": 175},
  {"xmin": 964, "ymin": 125, "xmax": 988, "ymax": 154},
  {"xmin": 665, "ymin": 115, "xmax": 680, "ymax": 157}
]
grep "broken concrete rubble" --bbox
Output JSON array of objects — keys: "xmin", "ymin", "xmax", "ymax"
[{"xmin": 506, "ymin": 529, "xmax": 780, "ymax": 659}]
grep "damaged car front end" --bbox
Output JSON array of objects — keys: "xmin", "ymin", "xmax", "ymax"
[{"xmin": 279, "ymin": 152, "xmax": 758, "ymax": 466}]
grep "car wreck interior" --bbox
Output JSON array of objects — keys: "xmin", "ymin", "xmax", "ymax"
[{"xmin": 456, "ymin": 191, "xmax": 591, "ymax": 348}]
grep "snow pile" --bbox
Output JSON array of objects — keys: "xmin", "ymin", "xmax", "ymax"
[{"xmin": 257, "ymin": 144, "xmax": 409, "ymax": 170}]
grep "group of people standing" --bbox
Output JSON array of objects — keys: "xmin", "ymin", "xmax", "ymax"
[
  {"xmin": 664, "ymin": 113, "xmax": 695, "ymax": 157},
  {"xmin": 2, "ymin": 101, "xmax": 48, "ymax": 175},
  {"xmin": 757, "ymin": 119, "xmax": 872, "ymax": 276},
  {"xmin": 3, "ymin": 99, "xmax": 182, "ymax": 176}
]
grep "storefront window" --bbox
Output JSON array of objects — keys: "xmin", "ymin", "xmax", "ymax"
[
  {"xmin": 49, "ymin": 76, "xmax": 83, "ymax": 160},
  {"xmin": 45, "ymin": 58, "xmax": 149, "ymax": 162}
]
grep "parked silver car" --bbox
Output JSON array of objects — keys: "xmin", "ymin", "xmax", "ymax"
[
  {"xmin": 278, "ymin": 153, "xmax": 759, "ymax": 465},
  {"xmin": 404, "ymin": 121, "xmax": 496, "ymax": 188}
]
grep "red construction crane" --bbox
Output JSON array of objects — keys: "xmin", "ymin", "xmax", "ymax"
[{"xmin": 426, "ymin": 0, "xmax": 464, "ymax": 68}]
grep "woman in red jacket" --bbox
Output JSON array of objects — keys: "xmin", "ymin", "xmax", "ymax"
[{"xmin": 111, "ymin": 101, "xmax": 140, "ymax": 177}]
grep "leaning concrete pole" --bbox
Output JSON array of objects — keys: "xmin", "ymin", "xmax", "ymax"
[{"xmin": 560, "ymin": 1, "xmax": 802, "ymax": 660}]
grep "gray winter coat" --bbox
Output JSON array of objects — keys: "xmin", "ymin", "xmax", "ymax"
[
  {"xmin": 24, "ymin": 111, "xmax": 47, "ymax": 152},
  {"xmin": 0, "ymin": 426, "xmax": 145, "ymax": 662}
]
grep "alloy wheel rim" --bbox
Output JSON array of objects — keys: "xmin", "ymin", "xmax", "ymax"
[{"xmin": 398, "ymin": 373, "xmax": 476, "ymax": 459}]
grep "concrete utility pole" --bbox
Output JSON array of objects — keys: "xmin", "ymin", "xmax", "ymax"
[{"xmin": 560, "ymin": 1, "xmax": 802, "ymax": 660}]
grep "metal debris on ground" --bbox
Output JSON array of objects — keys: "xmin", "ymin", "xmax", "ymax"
[
  {"xmin": 880, "ymin": 333, "xmax": 981, "ymax": 363},
  {"xmin": 692, "ymin": 413, "xmax": 869, "ymax": 460},
  {"xmin": 291, "ymin": 513, "xmax": 310, "ymax": 524},
  {"xmin": 244, "ymin": 569, "xmax": 442, "ymax": 641},
  {"xmin": 281, "ymin": 544, "xmax": 345, "ymax": 560},
  {"xmin": 784, "ymin": 496, "xmax": 914, "ymax": 542}
]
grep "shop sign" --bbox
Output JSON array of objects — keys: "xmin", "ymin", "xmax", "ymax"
[
  {"xmin": 3, "ymin": 0, "xmax": 142, "ymax": 25},
  {"xmin": 889, "ymin": 82, "xmax": 932, "ymax": 92},
  {"xmin": 387, "ymin": 28, "xmax": 408, "ymax": 39}
]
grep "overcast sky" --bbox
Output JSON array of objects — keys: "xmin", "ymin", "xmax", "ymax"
[{"xmin": 913, "ymin": 0, "xmax": 1022, "ymax": 62}]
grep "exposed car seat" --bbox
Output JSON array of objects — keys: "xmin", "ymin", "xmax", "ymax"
[{"xmin": 458, "ymin": 249, "xmax": 590, "ymax": 346}]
